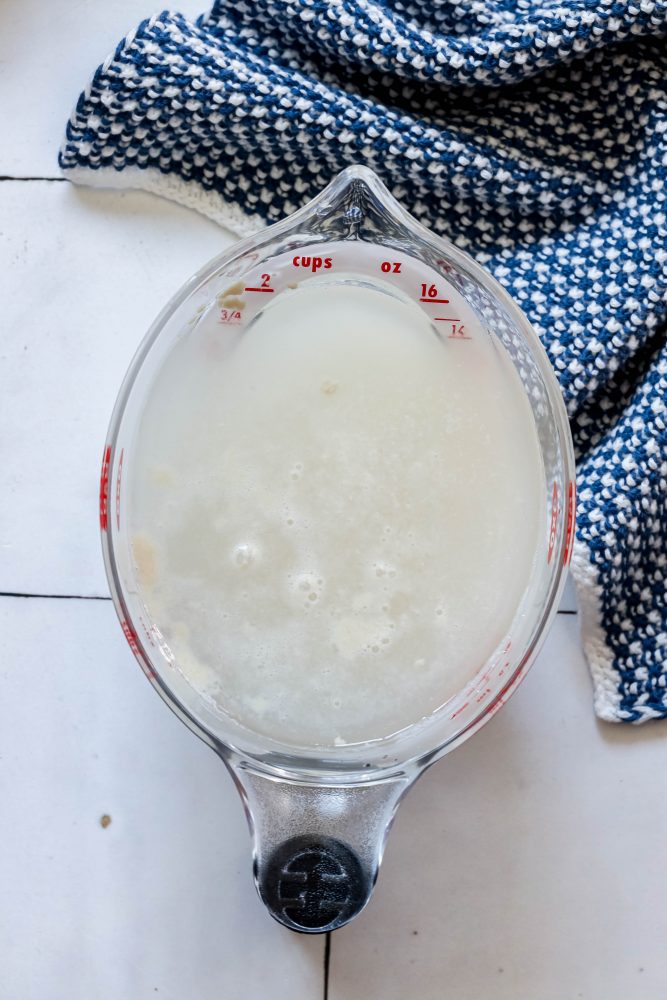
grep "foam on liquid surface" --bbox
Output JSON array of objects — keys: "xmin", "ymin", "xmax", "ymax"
[{"xmin": 128, "ymin": 279, "xmax": 545, "ymax": 747}]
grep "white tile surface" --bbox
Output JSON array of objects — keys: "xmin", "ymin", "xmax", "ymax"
[
  {"xmin": 0, "ymin": 181, "xmax": 233, "ymax": 596},
  {"xmin": 559, "ymin": 572, "xmax": 577, "ymax": 613},
  {"xmin": 330, "ymin": 613, "xmax": 667, "ymax": 1000},
  {"xmin": 0, "ymin": 0, "xmax": 204, "ymax": 177},
  {"xmin": 0, "ymin": 596, "xmax": 324, "ymax": 1000}
]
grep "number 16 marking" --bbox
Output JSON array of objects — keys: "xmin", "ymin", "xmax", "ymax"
[{"xmin": 420, "ymin": 283, "xmax": 449, "ymax": 303}]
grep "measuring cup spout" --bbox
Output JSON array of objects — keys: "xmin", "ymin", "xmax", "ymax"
[{"xmin": 227, "ymin": 762, "xmax": 409, "ymax": 933}]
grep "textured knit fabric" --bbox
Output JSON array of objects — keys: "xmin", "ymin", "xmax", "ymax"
[{"xmin": 60, "ymin": 1, "xmax": 667, "ymax": 722}]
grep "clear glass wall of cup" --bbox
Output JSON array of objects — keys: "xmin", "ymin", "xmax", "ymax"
[{"xmin": 100, "ymin": 167, "xmax": 576, "ymax": 933}]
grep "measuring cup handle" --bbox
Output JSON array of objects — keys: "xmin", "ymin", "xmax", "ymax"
[{"xmin": 227, "ymin": 762, "xmax": 409, "ymax": 934}]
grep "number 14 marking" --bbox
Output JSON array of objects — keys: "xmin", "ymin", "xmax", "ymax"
[
  {"xmin": 449, "ymin": 323, "xmax": 469, "ymax": 339},
  {"xmin": 434, "ymin": 317, "xmax": 471, "ymax": 339}
]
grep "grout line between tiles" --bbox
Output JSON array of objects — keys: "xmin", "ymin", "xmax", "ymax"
[
  {"xmin": 0, "ymin": 175, "xmax": 66, "ymax": 182},
  {"xmin": 323, "ymin": 931, "xmax": 332, "ymax": 1000},
  {"xmin": 0, "ymin": 591, "xmax": 111, "ymax": 601},
  {"xmin": 0, "ymin": 591, "xmax": 577, "ymax": 613}
]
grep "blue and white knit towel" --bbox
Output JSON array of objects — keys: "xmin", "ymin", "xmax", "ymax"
[{"xmin": 60, "ymin": 1, "xmax": 667, "ymax": 722}]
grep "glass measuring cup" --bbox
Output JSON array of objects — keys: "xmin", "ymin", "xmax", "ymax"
[{"xmin": 100, "ymin": 166, "xmax": 575, "ymax": 933}]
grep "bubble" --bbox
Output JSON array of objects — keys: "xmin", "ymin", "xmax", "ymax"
[
  {"xmin": 292, "ymin": 572, "xmax": 324, "ymax": 604},
  {"xmin": 232, "ymin": 541, "xmax": 260, "ymax": 568}
]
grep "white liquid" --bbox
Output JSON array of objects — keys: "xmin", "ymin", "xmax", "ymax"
[{"xmin": 128, "ymin": 279, "xmax": 545, "ymax": 747}]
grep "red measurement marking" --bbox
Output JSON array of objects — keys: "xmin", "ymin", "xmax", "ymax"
[
  {"xmin": 547, "ymin": 480, "xmax": 559, "ymax": 564},
  {"xmin": 420, "ymin": 298, "xmax": 449, "ymax": 304},
  {"xmin": 381, "ymin": 261, "xmax": 402, "ymax": 273},
  {"xmin": 99, "ymin": 446, "xmax": 111, "ymax": 531},
  {"xmin": 497, "ymin": 659, "xmax": 511, "ymax": 678},
  {"xmin": 115, "ymin": 448, "xmax": 124, "ymax": 531},
  {"xmin": 476, "ymin": 688, "xmax": 492, "ymax": 703},
  {"xmin": 219, "ymin": 308, "xmax": 242, "ymax": 324},
  {"xmin": 450, "ymin": 701, "xmax": 470, "ymax": 720},
  {"xmin": 138, "ymin": 615, "xmax": 157, "ymax": 648},
  {"xmin": 121, "ymin": 618, "xmax": 140, "ymax": 656},
  {"xmin": 434, "ymin": 317, "xmax": 459, "ymax": 321},
  {"xmin": 245, "ymin": 273, "xmax": 273, "ymax": 292},
  {"xmin": 563, "ymin": 480, "xmax": 576, "ymax": 565},
  {"xmin": 121, "ymin": 619, "xmax": 156, "ymax": 678},
  {"xmin": 449, "ymin": 322, "xmax": 470, "ymax": 340}
]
